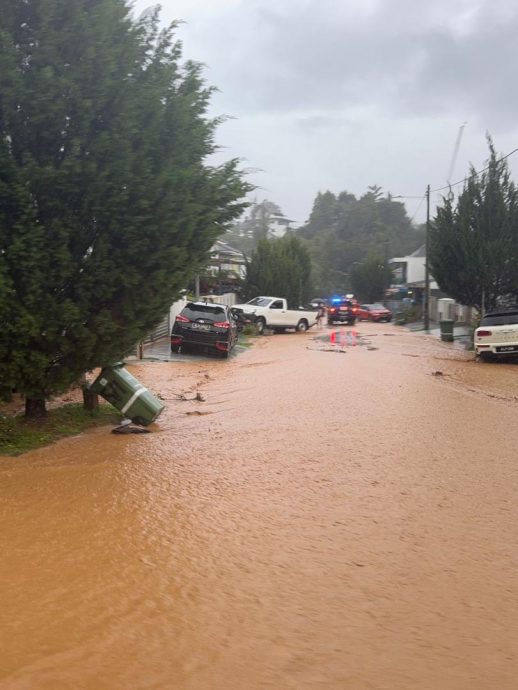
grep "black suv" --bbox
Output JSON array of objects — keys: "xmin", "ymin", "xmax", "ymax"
[
  {"xmin": 327, "ymin": 299, "xmax": 358, "ymax": 326},
  {"xmin": 171, "ymin": 302, "xmax": 238, "ymax": 358}
]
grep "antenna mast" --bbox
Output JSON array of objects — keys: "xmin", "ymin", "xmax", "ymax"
[{"xmin": 446, "ymin": 121, "xmax": 468, "ymax": 188}]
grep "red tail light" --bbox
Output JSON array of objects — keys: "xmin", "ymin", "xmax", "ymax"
[
  {"xmin": 214, "ymin": 321, "xmax": 230, "ymax": 329},
  {"xmin": 176, "ymin": 314, "xmax": 190, "ymax": 323},
  {"xmin": 352, "ymin": 307, "xmax": 358, "ymax": 313},
  {"xmin": 329, "ymin": 307, "xmax": 337, "ymax": 313},
  {"xmin": 477, "ymin": 330, "xmax": 492, "ymax": 337},
  {"xmin": 215, "ymin": 341, "xmax": 229, "ymax": 351},
  {"xmin": 170, "ymin": 336, "xmax": 183, "ymax": 344}
]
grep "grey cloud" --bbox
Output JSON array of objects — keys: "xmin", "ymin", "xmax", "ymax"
[{"xmin": 190, "ymin": 0, "xmax": 518, "ymax": 130}]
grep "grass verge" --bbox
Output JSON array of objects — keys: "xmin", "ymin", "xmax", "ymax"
[{"xmin": 0, "ymin": 403, "xmax": 122, "ymax": 457}]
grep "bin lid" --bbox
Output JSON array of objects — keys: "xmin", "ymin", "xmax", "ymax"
[{"xmin": 101, "ymin": 361, "xmax": 124, "ymax": 370}]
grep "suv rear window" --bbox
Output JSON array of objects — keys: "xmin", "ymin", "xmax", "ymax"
[
  {"xmin": 480, "ymin": 312, "xmax": 518, "ymax": 326},
  {"xmin": 182, "ymin": 303, "xmax": 226, "ymax": 322}
]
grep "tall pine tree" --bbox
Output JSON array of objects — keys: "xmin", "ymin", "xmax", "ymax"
[
  {"xmin": 429, "ymin": 140, "xmax": 518, "ymax": 312},
  {"xmin": 0, "ymin": 1, "xmax": 251, "ymax": 415}
]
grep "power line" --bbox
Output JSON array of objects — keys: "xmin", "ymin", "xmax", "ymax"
[
  {"xmin": 409, "ymin": 195, "xmax": 426, "ymax": 224},
  {"xmin": 395, "ymin": 145, "xmax": 518, "ymax": 199},
  {"xmin": 432, "ymin": 145, "xmax": 518, "ymax": 194}
]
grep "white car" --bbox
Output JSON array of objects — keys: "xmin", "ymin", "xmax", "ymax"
[{"xmin": 474, "ymin": 310, "xmax": 518, "ymax": 360}]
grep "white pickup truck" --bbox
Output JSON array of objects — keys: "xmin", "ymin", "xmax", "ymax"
[{"xmin": 232, "ymin": 296, "xmax": 318, "ymax": 334}]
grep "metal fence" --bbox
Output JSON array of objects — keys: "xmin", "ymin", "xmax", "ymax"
[{"xmin": 143, "ymin": 313, "xmax": 171, "ymax": 343}]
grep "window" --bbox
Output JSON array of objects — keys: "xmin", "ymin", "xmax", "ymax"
[
  {"xmin": 481, "ymin": 312, "xmax": 518, "ymax": 326},
  {"xmin": 182, "ymin": 303, "xmax": 226, "ymax": 322}
]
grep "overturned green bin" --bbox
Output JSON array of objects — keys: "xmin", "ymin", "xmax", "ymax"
[{"xmin": 89, "ymin": 363, "xmax": 164, "ymax": 425}]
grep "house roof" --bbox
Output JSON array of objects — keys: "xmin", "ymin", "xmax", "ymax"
[
  {"xmin": 409, "ymin": 244, "xmax": 426, "ymax": 257},
  {"xmin": 211, "ymin": 240, "xmax": 246, "ymax": 260}
]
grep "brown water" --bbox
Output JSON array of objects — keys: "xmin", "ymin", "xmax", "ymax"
[{"xmin": 1, "ymin": 326, "xmax": 517, "ymax": 689}]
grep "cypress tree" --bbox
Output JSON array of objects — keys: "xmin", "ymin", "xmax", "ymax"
[
  {"xmin": 429, "ymin": 140, "xmax": 518, "ymax": 313},
  {"xmin": 0, "ymin": 1, "xmax": 250, "ymax": 415},
  {"xmin": 243, "ymin": 235, "xmax": 313, "ymax": 307}
]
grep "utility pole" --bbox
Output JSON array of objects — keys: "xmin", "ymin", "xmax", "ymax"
[
  {"xmin": 424, "ymin": 184, "xmax": 430, "ymax": 332},
  {"xmin": 383, "ymin": 238, "xmax": 390, "ymax": 305}
]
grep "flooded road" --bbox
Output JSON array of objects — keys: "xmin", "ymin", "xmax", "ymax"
[{"xmin": 1, "ymin": 325, "xmax": 517, "ymax": 689}]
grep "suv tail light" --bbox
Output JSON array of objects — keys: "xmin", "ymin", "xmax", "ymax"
[
  {"xmin": 477, "ymin": 330, "xmax": 492, "ymax": 337},
  {"xmin": 214, "ymin": 321, "xmax": 230, "ymax": 329},
  {"xmin": 328, "ymin": 307, "xmax": 337, "ymax": 313},
  {"xmin": 176, "ymin": 314, "xmax": 190, "ymax": 323}
]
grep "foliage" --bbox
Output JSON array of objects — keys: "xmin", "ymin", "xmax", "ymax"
[
  {"xmin": 0, "ymin": 402, "xmax": 121, "ymax": 456},
  {"xmin": 429, "ymin": 139, "xmax": 518, "ymax": 312},
  {"xmin": 242, "ymin": 234, "xmax": 313, "ymax": 307},
  {"xmin": 351, "ymin": 256, "xmax": 393, "ymax": 303},
  {"xmin": 240, "ymin": 324, "xmax": 258, "ymax": 338},
  {"xmin": 223, "ymin": 199, "xmax": 286, "ymax": 256},
  {"xmin": 298, "ymin": 186, "xmax": 424, "ymax": 295},
  {"xmin": 0, "ymin": 1, "xmax": 251, "ymax": 413}
]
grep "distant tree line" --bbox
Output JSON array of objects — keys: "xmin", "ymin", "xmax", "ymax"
[
  {"xmin": 225, "ymin": 187, "xmax": 424, "ymax": 302},
  {"xmin": 297, "ymin": 185, "xmax": 424, "ymax": 297}
]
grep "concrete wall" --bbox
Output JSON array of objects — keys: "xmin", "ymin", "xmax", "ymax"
[{"xmin": 169, "ymin": 292, "xmax": 238, "ymax": 324}]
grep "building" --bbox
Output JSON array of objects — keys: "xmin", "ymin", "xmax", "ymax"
[
  {"xmin": 388, "ymin": 245, "xmax": 474, "ymax": 325},
  {"xmin": 389, "ymin": 245, "xmax": 437, "ymax": 289},
  {"xmin": 195, "ymin": 240, "xmax": 247, "ymax": 297},
  {"xmin": 268, "ymin": 213, "xmax": 295, "ymax": 239}
]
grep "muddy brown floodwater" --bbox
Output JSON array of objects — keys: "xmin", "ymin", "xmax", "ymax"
[{"xmin": 1, "ymin": 324, "xmax": 518, "ymax": 690}]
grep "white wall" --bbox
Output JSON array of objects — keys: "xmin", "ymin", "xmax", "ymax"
[
  {"xmin": 390, "ymin": 256, "xmax": 425, "ymax": 283},
  {"xmin": 169, "ymin": 293, "xmax": 238, "ymax": 323}
]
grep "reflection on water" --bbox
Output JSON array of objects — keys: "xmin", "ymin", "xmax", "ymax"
[{"xmin": 1, "ymin": 327, "xmax": 517, "ymax": 689}]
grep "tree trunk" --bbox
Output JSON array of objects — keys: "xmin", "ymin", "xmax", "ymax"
[
  {"xmin": 80, "ymin": 373, "xmax": 99, "ymax": 411},
  {"xmin": 82, "ymin": 387, "xmax": 99, "ymax": 411},
  {"xmin": 25, "ymin": 398, "xmax": 47, "ymax": 418}
]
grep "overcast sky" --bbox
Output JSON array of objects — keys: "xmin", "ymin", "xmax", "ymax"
[{"xmin": 132, "ymin": 0, "xmax": 518, "ymax": 226}]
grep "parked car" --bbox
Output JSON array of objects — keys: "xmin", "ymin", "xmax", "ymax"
[
  {"xmin": 309, "ymin": 297, "xmax": 327, "ymax": 309},
  {"xmin": 474, "ymin": 310, "xmax": 518, "ymax": 360},
  {"xmin": 327, "ymin": 298, "xmax": 358, "ymax": 326},
  {"xmin": 357, "ymin": 303, "xmax": 393, "ymax": 322},
  {"xmin": 170, "ymin": 301, "xmax": 238, "ymax": 358},
  {"xmin": 232, "ymin": 296, "xmax": 318, "ymax": 334}
]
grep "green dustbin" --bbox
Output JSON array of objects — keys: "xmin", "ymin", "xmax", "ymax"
[
  {"xmin": 89, "ymin": 363, "xmax": 164, "ymax": 425},
  {"xmin": 440, "ymin": 319, "xmax": 455, "ymax": 342}
]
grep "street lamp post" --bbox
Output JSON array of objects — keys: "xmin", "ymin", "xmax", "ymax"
[{"xmin": 392, "ymin": 191, "xmax": 431, "ymax": 331}]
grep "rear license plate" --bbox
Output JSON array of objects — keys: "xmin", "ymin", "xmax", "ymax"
[
  {"xmin": 191, "ymin": 323, "xmax": 211, "ymax": 331},
  {"xmin": 497, "ymin": 345, "xmax": 518, "ymax": 352},
  {"xmin": 339, "ymin": 307, "xmax": 348, "ymax": 311}
]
